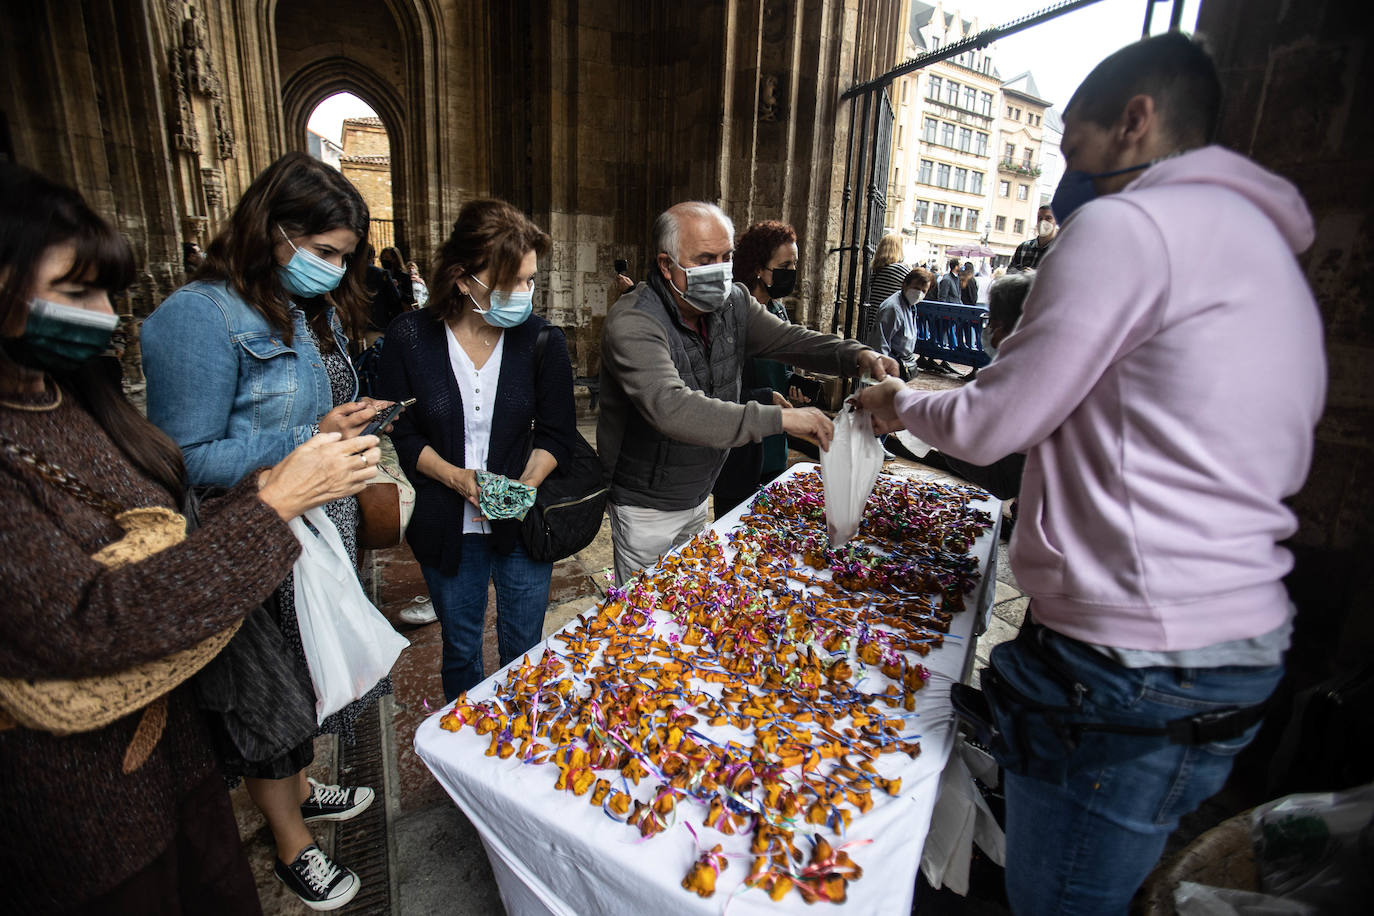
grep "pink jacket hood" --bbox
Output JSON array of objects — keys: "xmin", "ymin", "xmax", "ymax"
[
  {"xmin": 895, "ymin": 145, "xmax": 1326, "ymax": 651},
  {"xmin": 1129, "ymin": 145, "xmax": 1315, "ymax": 254}
]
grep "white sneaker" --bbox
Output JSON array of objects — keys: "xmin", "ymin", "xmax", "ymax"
[{"xmin": 398, "ymin": 598, "xmax": 437, "ymax": 625}]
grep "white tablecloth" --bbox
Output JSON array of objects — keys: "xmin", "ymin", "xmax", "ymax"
[{"xmin": 415, "ymin": 464, "xmax": 1001, "ymax": 914}]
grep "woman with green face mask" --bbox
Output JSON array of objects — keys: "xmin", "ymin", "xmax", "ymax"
[
  {"xmin": 141, "ymin": 152, "xmax": 392, "ymax": 910},
  {"xmin": 0, "ymin": 164, "xmax": 378, "ymax": 911}
]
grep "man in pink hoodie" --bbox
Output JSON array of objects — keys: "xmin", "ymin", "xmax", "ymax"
[{"xmin": 860, "ymin": 33, "xmax": 1325, "ymax": 913}]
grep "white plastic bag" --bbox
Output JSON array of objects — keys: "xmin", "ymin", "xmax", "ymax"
[
  {"xmin": 291, "ymin": 507, "xmax": 409, "ymax": 723},
  {"xmin": 819, "ymin": 406, "xmax": 885, "ymax": 546}
]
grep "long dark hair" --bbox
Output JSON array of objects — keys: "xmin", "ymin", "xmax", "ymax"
[
  {"xmin": 0, "ymin": 162, "xmax": 185, "ymax": 499},
  {"xmin": 197, "ymin": 152, "xmax": 370, "ymax": 350},
  {"xmin": 428, "ymin": 199, "xmax": 550, "ymax": 323}
]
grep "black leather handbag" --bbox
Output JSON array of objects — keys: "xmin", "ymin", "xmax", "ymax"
[{"xmin": 519, "ymin": 327, "xmax": 609, "ymax": 563}]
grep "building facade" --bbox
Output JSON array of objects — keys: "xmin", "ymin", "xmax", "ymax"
[{"xmin": 987, "ymin": 73, "xmax": 1050, "ymax": 260}]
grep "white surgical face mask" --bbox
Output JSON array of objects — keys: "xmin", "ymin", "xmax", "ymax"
[
  {"xmin": 668, "ymin": 257, "xmax": 733, "ymax": 313},
  {"xmin": 1038, "ymin": 220, "xmax": 1055, "ymax": 237}
]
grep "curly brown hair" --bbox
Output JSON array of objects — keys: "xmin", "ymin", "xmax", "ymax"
[
  {"xmin": 428, "ymin": 199, "xmax": 551, "ymax": 323},
  {"xmin": 732, "ymin": 220, "xmax": 797, "ymax": 286}
]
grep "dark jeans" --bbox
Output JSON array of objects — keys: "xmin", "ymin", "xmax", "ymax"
[
  {"xmin": 421, "ymin": 534, "xmax": 553, "ymax": 701},
  {"xmin": 989, "ymin": 620, "xmax": 1283, "ymax": 915}
]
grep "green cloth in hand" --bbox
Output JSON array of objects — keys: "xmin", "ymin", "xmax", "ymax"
[{"xmin": 475, "ymin": 470, "xmax": 538, "ymax": 521}]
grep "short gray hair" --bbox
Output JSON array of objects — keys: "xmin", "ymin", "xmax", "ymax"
[
  {"xmin": 652, "ymin": 202, "xmax": 734, "ymax": 262},
  {"xmin": 988, "ymin": 272, "xmax": 1034, "ymax": 329}
]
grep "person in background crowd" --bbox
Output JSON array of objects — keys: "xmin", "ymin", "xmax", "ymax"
[
  {"xmin": 364, "ymin": 245, "xmax": 404, "ymax": 347},
  {"xmin": 1009, "ymin": 205, "xmax": 1057, "ymax": 272},
  {"xmin": 182, "ymin": 241, "xmax": 205, "ymax": 275},
  {"xmin": 876, "ymin": 265, "xmax": 933, "ymax": 380},
  {"xmin": 407, "ymin": 259, "xmax": 429, "ymax": 308},
  {"xmin": 598, "ymin": 201, "xmax": 897, "ymax": 585},
  {"xmin": 975, "ymin": 260, "xmax": 993, "ymax": 304},
  {"xmin": 959, "ymin": 261, "xmax": 979, "ymax": 306},
  {"xmin": 0, "ymin": 162, "xmax": 378, "ymax": 913},
  {"xmin": 935, "ymin": 257, "xmax": 961, "ymax": 303},
  {"xmin": 377, "ymin": 199, "xmax": 579, "ymax": 694},
  {"xmin": 711, "ymin": 220, "xmax": 805, "ymax": 516},
  {"xmin": 868, "ymin": 232, "xmax": 910, "ymax": 309},
  {"xmin": 860, "ymin": 33, "xmax": 1325, "ymax": 913},
  {"xmin": 379, "ymin": 245, "xmax": 415, "ymax": 307},
  {"xmin": 142, "ymin": 151, "xmax": 393, "ymax": 911}
]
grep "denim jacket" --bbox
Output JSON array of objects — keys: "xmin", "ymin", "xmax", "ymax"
[{"xmin": 141, "ymin": 280, "xmax": 355, "ymax": 488}]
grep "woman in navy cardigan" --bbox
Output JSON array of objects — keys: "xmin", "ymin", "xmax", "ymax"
[{"xmin": 377, "ymin": 199, "xmax": 577, "ymax": 701}]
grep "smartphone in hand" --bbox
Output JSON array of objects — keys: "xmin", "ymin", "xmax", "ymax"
[
  {"xmin": 614, "ymin": 258, "xmax": 629, "ymax": 275},
  {"xmin": 361, "ymin": 398, "xmax": 416, "ymax": 437}
]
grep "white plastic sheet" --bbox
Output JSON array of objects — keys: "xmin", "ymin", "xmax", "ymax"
[
  {"xmin": 819, "ymin": 407, "xmax": 884, "ymax": 546},
  {"xmin": 291, "ymin": 506, "xmax": 409, "ymax": 723}
]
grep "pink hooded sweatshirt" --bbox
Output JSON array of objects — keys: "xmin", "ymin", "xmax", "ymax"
[{"xmin": 895, "ymin": 146, "xmax": 1327, "ymax": 651}]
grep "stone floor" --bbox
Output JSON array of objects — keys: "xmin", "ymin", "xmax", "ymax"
[{"xmin": 240, "ymin": 372, "xmax": 1030, "ymax": 914}]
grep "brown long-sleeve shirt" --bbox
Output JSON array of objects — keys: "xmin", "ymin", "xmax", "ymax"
[{"xmin": 0, "ymin": 389, "xmax": 299, "ymax": 909}]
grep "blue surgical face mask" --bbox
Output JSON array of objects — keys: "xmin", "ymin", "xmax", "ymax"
[
  {"xmin": 1, "ymin": 297, "xmax": 119, "ymax": 372},
  {"xmin": 667, "ymin": 257, "xmax": 733, "ymax": 314},
  {"xmin": 1050, "ymin": 161, "xmax": 1153, "ymax": 224},
  {"xmin": 469, "ymin": 276, "xmax": 534, "ymax": 328},
  {"xmin": 276, "ymin": 225, "xmax": 346, "ymax": 298}
]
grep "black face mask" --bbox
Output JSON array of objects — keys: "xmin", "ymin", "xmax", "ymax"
[{"xmin": 764, "ymin": 267, "xmax": 797, "ymax": 299}]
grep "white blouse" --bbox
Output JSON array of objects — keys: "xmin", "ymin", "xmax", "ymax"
[{"xmin": 445, "ymin": 327, "xmax": 505, "ymax": 535}]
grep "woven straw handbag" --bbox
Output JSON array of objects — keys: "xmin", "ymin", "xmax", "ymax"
[{"xmin": 0, "ymin": 438, "xmax": 240, "ymax": 772}]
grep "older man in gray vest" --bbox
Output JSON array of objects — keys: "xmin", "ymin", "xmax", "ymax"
[{"xmin": 598, "ymin": 201, "xmax": 897, "ymax": 584}]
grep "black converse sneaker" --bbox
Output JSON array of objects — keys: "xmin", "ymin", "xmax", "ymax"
[
  {"xmin": 300, "ymin": 777, "xmax": 375, "ymax": 823},
  {"xmin": 274, "ymin": 844, "xmax": 360, "ymax": 911}
]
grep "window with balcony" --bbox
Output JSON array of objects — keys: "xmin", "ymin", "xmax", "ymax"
[
  {"xmin": 958, "ymin": 127, "xmax": 972, "ymax": 152},
  {"xmin": 936, "ymin": 163, "xmax": 951, "ymax": 188},
  {"xmin": 1014, "ymin": 218, "xmax": 1025, "ymax": 234},
  {"xmin": 1022, "ymin": 148, "xmax": 1033, "ymax": 168},
  {"xmin": 975, "ymin": 132, "xmax": 988, "ymax": 156},
  {"xmin": 979, "ymin": 92, "xmax": 993, "ymax": 116},
  {"xmin": 966, "ymin": 208, "xmax": 980, "ymax": 232},
  {"xmin": 953, "ymin": 167, "xmax": 967, "ymax": 192},
  {"xmin": 963, "ymin": 86, "xmax": 976, "ymax": 110},
  {"xmin": 914, "ymin": 200, "xmax": 929, "ymax": 224},
  {"xmin": 1017, "ymin": 184, "xmax": 1029, "ymax": 200},
  {"xmin": 970, "ymin": 171, "xmax": 983, "ymax": 194},
  {"xmin": 918, "ymin": 159, "xmax": 933, "ymax": 184},
  {"xmin": 941, "ymin": 123, "xmax": 955, "ymax": 147},
  {"xmin": 929, "ymin": 75, "xmax": 942, "ymax": 99},
  {"xmin": 999, "ymin": 180, "xmax": 1010, "ymax": 197},
  {"xmin": 945, "ymin": 80, "xmax": 959, "ymax": 106},
  {"xmin": 950, "ymin": 206, "xmax": 964, "ymax": 229},
  {"xmin": 923, "ymin": 117, "xmax": 937, "ymax": 142},
  {"xmin": 995, "ymin": 215, "xmax": 1006, "ymax": 232},
  {"xmin": 1004, "ymin": 142, "xmax": 1016, "ymax": 161},
  {"xmin": 932, "ymin": 203, "xmax": 946, "ymax": 227}
]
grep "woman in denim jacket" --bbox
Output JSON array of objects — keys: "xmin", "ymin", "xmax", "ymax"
[{"xmin": 141, "ymin": 152, "xmax": 391, "ymax": 910}]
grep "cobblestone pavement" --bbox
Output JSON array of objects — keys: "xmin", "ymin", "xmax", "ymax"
[{"xmin": 238, "ymin": 371, "xmax": 1025, "ymax": 914}]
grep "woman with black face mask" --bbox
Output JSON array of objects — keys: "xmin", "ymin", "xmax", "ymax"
[
  {"xmin": 0, "ymin": 163, "xmax": 376, "ymax": 911},
  {"xmin": 709, "ymin": 220, "xmax": 804, "ymax": 516}
]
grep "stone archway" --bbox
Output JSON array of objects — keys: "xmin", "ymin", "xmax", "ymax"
[{"xmin": 269, "ymin": 0, "xmax": 469, "ymax": 272}]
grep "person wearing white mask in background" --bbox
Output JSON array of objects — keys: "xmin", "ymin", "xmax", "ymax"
[
  {"xmin": 877, "ymin": 265, "xmax": 934, "ymax": 380},
  {"xmin": 597, "ymin": 201, "xmax": 898, "ymax": 584},
  {"xmin": 375, "ymin": 199, "xmax": 579, "ymax": 700},
  {"xmin": 1009, "ymin": 204, "xmax": 1058, "ymax": 273}
]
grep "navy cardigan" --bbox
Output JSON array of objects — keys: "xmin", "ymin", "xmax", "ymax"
[{"xmin": 376, "ymin": 309, "xmax": 577, "ymax": 574}]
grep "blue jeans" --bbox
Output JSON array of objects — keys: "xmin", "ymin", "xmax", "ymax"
[
  {"xmin": 420, "ymin": 535, "xmax": 553, "ymax": 701},
  {"xmin": 989, "ymin": 620, "xmax": 1283, "ymax": 915}
]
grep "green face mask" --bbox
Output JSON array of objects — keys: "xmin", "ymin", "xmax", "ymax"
[{"xmin": 1, "ymin": 297, "xmax": 119, "ymax": 373}]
